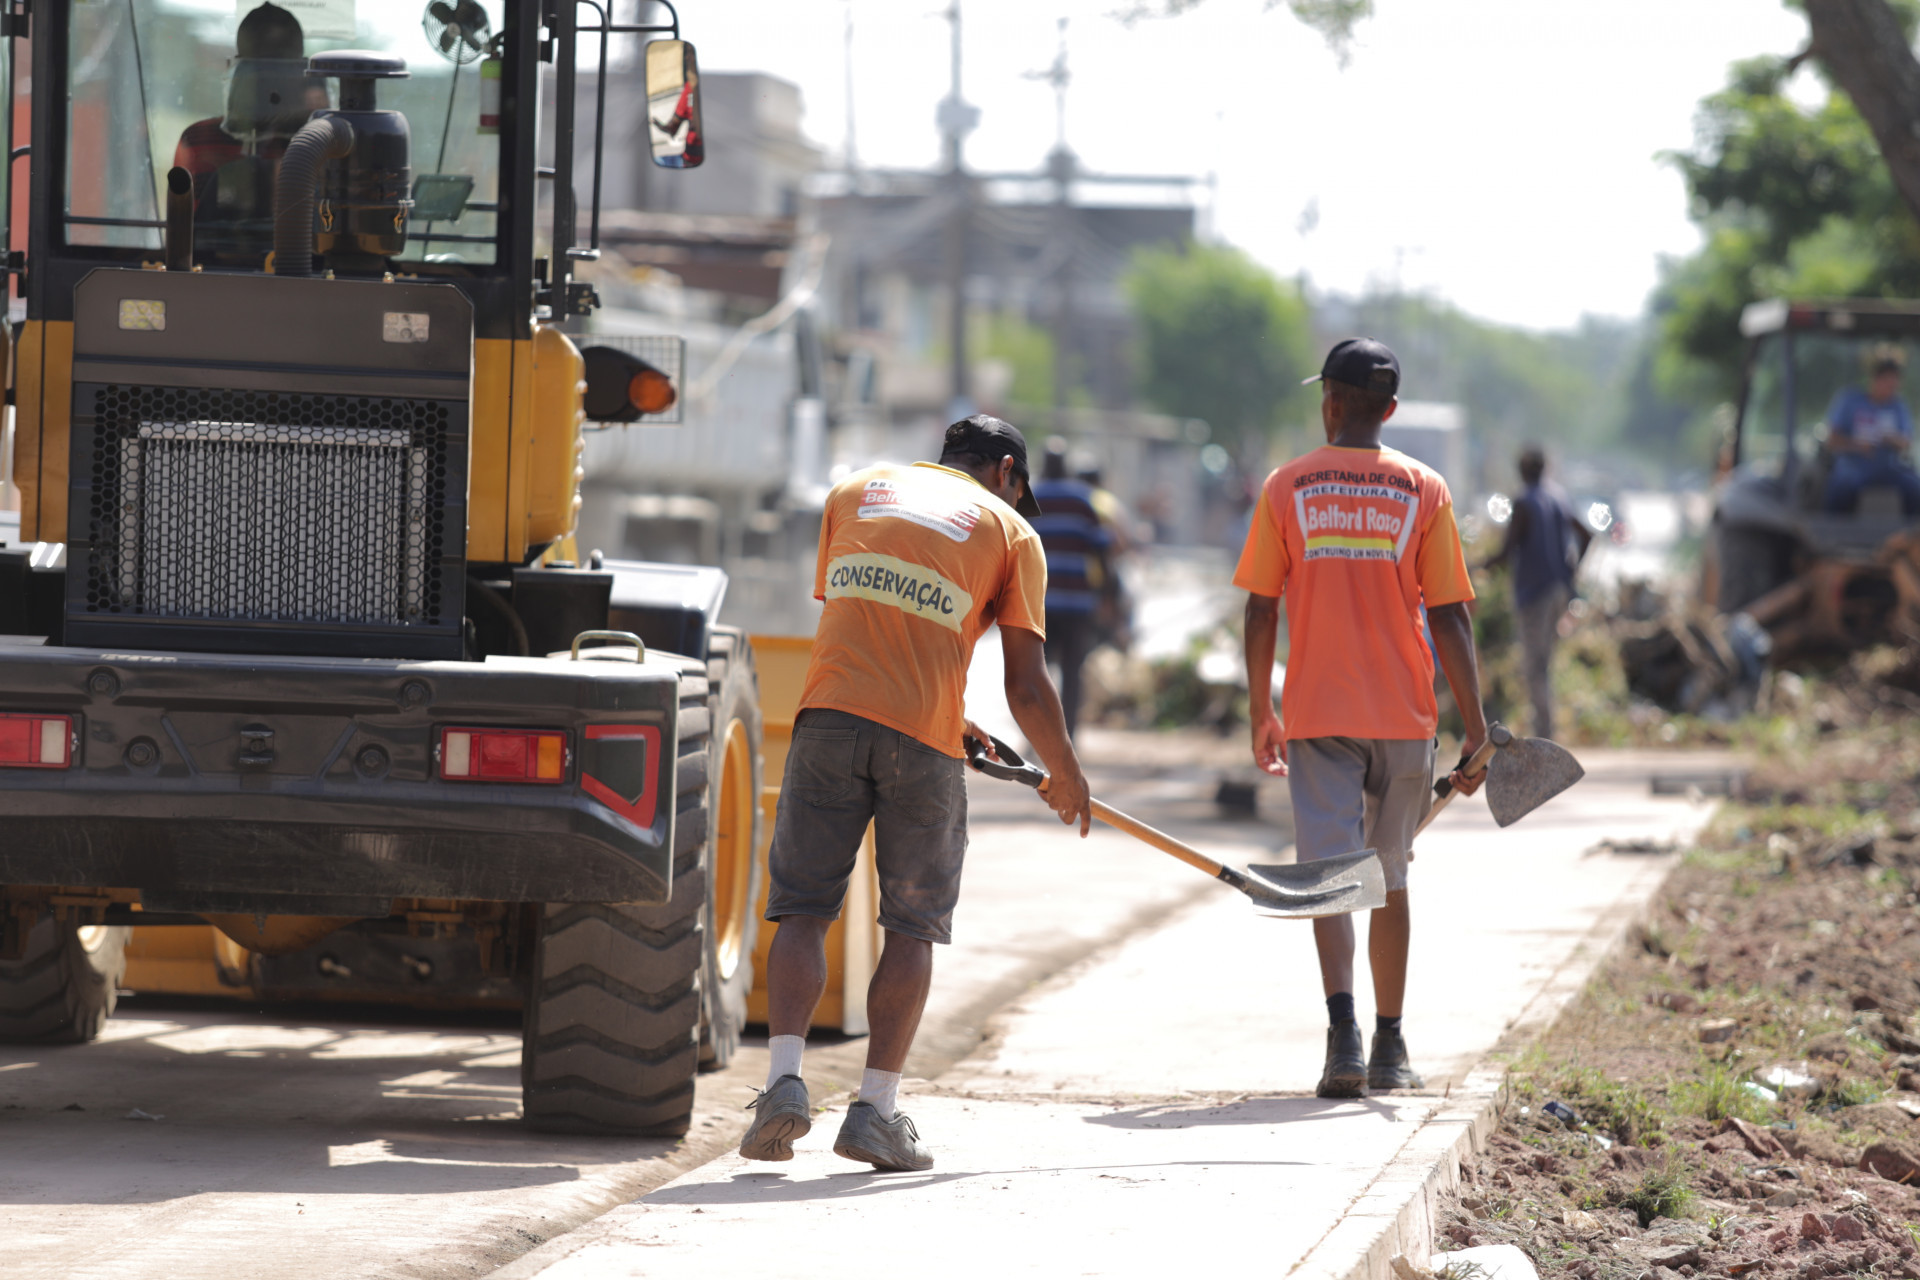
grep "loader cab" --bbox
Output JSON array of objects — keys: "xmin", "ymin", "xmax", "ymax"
[
  {"xmin": 1711, "ymin": 298, "xmax": 1920, "ymax": 611},
  {"xmin": 8, "ymin": 0, "xmax": 707, "ymax": 653}
]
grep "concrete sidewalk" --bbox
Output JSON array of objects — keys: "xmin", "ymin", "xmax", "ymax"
[{"xmin": 498, "ymin": 750, "xmax": 1728, "ymax": 1280}]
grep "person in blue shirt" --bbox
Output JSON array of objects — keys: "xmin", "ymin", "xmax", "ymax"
[
  {"xmin": 1824, "ymin": 347, "xmax": 1920, "ymax": 516},
  {"xmin": 1030, "ymin": 440, "xmax": 1112, "ymax": 738},
  {"xmin": 1483, "ymin": 447, "xmax": 1590, "ymax": 739}
]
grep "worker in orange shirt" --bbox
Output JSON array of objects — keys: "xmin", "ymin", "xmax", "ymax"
[
  {"xmin": 740, "ymin": 416, "xmax": 1092, "ymax": 1171},
  {"xmin": 1235, "ymin": 339, "xmax": 1490, "ymax": 1098}
]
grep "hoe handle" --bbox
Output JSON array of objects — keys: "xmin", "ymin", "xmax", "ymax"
[{"xmin": 1414, "ymin": 722, "xmax": 1510, "ymax": 839}]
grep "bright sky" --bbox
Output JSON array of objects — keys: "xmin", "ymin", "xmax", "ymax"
[{"xmin": 692, "ymin": 0, "xmax": 1812, "ymax": 333}]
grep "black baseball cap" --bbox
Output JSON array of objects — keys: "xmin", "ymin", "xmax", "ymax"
[
  {"xmin": 1304, "ymin": 337, "xmax": 1401, "ymax": 398},
  {"xmin": 943, "ymin": 414, "xmax": 1041, "ymax": 519}
]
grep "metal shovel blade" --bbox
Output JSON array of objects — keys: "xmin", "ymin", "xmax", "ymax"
[
  {"xmin": 1243, "ymin": 849, "xmax": 1388, "ymax": 918},
  {"xmin": 1486, "ymin": 735, "xmax": 1585, "ymax": 828}
]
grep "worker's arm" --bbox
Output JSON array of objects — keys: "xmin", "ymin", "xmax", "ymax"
[
  {"xmin": 1571, "ymin": 512, "xmax": 1594, "ymax": 561},
  {"xmin": 1481, "ymin": 502, "xmax": 1527, "ymax": 571},
  {"xmin": 1000, "ymin": 625, "xmax": 1092, "ymax": 836},
  {"xmin": 1244, "ymin": 592, "xmax": 1287, "ymax": 777},
  {"xmin": 1428, "ymin": 601, "xmax": 1489, "ymax": 796}
]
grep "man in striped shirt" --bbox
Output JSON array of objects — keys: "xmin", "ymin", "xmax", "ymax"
[{"xmin": 1030, "ymin": 440, "xmax": 1112, "ymax": 738}]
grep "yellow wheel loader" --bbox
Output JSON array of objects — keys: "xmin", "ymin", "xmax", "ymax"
[{"xmin": 0, "ymin": 0, "xmax": 876, "ymax": 1137}]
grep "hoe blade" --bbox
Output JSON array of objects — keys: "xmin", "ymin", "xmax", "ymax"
[{"xmin": 1486, "ymin": 735, "xmax": 1585, "ymax": 828}]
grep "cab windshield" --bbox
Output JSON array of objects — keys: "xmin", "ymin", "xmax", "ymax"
[
  {"xmin": 1745, "ymin": 331, "xmax": 1920, "ymax": 467},
  {"xmin": 66, "ymin": 0, "xmax": 506, "ymax": 267}
]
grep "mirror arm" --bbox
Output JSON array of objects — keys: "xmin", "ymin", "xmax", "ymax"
[
  {"xmin": 547, "ymin": 0, "xmax": 581, "ymax": 316},
  {"xmin": 593, "ymin": 0, "xmax": 680, "ymax": 39},
  {"xmin": 575, "ymin": 0, "xmax": 609, "ymax": 253}
]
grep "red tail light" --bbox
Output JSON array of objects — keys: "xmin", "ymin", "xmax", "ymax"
[
  {"xmin": 438, "ymin": 727, "xmax": 567, "ymax": 783},
  {"xmin": 0, "ymin": 714, "xmax": 75, "ymax": 769}
]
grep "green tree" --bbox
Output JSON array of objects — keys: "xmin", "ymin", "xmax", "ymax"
[
  {"xmin": 1123, "ymin": 243, "xmax": 1313, "ymax": 459},
  {"xmin": 1656, "ymin": 53, "xmax": 1920, "ymax": 398}
]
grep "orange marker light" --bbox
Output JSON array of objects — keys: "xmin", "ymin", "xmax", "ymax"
[{"xmin": 629, "ymin": 368, "xmax": 677, "ymax": 415}]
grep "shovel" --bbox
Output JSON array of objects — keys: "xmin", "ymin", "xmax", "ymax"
[
  {"xmin": 1415, "ymin": 723, "xmax": 1585, "ymax": 839},
  {"xmin": 963, "ymin": 734, "xmax": 1387, "ymax": 918}
]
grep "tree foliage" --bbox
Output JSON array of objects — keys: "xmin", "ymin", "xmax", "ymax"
[
  {"xmin": 1123, "ymin": 243, "xmax": 1313, "ymax": 456},
  {"xmin": 1657, "ymin": 50, "xmax": 1920, "ymax": 399},
  {"xmin": 1118, "ymin": 0, "xmax": 1373, "ymax": 63}
]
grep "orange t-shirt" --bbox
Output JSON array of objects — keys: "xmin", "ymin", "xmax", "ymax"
[
  {"xmin": 1232, "ymin": 444, "xmax": 1474, "ymax": 741},
  {"xmin": 800, "ymin": 462, "xmax": 1048, "ymax": 756}
]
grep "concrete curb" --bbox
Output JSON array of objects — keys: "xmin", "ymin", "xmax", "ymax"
[{"xmin": 1290, "ymin": 849, "xmax": 1682, "ymax": 1280}]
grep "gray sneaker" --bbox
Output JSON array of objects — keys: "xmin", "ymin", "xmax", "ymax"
[
  {"xmin": 740, "ymin": 1074, "xmax": 811, "ymax": 1161},
  {"xmin": 833, "ymin": 1101, "xmax": 934, "ymax": 1172}
]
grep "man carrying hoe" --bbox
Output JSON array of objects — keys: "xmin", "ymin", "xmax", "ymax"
[
  {"xmin": 1237, "ymin": 339, "xmax": 1490, "ymax": 1097},
  {"xmin": 741, "ymin": 415, "xmax": 1093, "ymax": 1172}
]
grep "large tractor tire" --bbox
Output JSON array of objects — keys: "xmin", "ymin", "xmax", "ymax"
[
  {"xmin": 0, "ymin": 918, "xmax": 129, "ymax": 1043},
  {"xmin": 1715, "ymin": 522, "xmax": 1792, "ymax": 614},
  {"xmin": 697, "ymin": 626, "xmax": 765, "ymax": 1071},
  {"xmin": 521, "ymin": 665, "xmax": 712, "ymax": 1135}
]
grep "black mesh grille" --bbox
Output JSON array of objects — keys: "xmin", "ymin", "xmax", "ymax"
[{"xmin": 81, "ymin": 386, "xmax": 454, "ymax": 628}]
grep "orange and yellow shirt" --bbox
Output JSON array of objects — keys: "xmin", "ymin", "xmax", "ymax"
[
  {"xmin": 800, "ymin": 463, "xmax": 1047, "ymax": 756},
  {"xmin": 1232, "ymin": 444, "xmax": 1474, "ymax": 741}
]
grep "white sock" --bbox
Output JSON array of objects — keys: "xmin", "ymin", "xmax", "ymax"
[
  {"xmin": 859, "ymin": 1068, "xmax": 902, "ymax": 1121},
  {"xmin": 768, "ymin": 1035, "xmax": 804, "ymax": 1088}
]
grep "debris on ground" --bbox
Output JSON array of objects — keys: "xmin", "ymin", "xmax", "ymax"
[{"xmin": 1434, "ymin": 708, "xmax": 1920, "ymax": 1278}]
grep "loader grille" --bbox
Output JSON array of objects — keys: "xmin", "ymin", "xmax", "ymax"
[{"xmin": 79, "ymin": 386, "xmax": 455, "ymax": 630}]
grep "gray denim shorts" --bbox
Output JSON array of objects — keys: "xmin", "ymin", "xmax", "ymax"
[
  {"xmin": 764, "ymin": 708, "xmax": 969, "ymax": 945},
  {"xmin": 1286, "ymin": 737, "xmax": 1435, "ymax": 893}
]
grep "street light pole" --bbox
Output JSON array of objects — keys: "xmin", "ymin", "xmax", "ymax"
[{"xmin": 939, "ymin": 0, "xmax": 977, "ymax": 421}]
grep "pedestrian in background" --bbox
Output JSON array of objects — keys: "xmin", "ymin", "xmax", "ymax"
[
  {"xmin": 1237, "ymin": 338, "xmax": 1490, "ymax": 1098},
  {"xmin": 1030, "ymin": 439, "xmax": 1112, "ymax": 738},
  {"xmin": 1483, "ymin": 446, "xmax": 1590, "ymax": 739},
  {"xmin": 740, "ymin": 415, "xmax": 1091, "ymax": 1173}
]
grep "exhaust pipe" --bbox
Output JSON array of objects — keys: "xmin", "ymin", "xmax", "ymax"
[{"xmin": 164, "ymin": 166, "xmax": 194, "ymax": 272}]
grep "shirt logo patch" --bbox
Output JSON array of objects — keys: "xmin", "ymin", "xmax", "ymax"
[
  {"xmin": 1294, "ymin": 482, "xmax": 1420, "ymax": 563},
  {"xmin": 856, "ymin": 478, "xmax": 981, "ymax": 543},
  {"xmin": 824, "ymin": 553, "xmax": 975, "ymax": 633}
]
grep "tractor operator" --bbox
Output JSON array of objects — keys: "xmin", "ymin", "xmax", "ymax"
[
  {"xmin": 1824, "ymin": 346, "xmax": 1920, "ymax": 517},
  {"xmin": 741, "ymin": 415, "xmax": 1092, "ymax": 1172},
  {"xmin": 1236, "ymin": 338, "xmax": 1490, "ymax": 1099}
]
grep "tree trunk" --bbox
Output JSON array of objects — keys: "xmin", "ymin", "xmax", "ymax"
[{"xmin": 1804, "ymin": 0, "xmax": 1920, "ymax": 225}]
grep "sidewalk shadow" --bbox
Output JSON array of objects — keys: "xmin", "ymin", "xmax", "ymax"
[
  {"xmin": 651, "ymin": 1159, "xmax": 1309, "ymax": 1206},
  {"xmin": 1084, "ymin": 1095, "xmax": 1421, "ymax": 1130}
]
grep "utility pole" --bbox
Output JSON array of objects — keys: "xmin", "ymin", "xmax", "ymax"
[
  {"xmin": 937, "ymin": 0, "xmax": 979, "ymax": 421},
  {"xmin": 1032, "ymin": 18, "xmax": 1076, "ymax": 426}
]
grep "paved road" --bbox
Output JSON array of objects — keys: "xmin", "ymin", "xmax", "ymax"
[
  {"xmin": 0, "ymin": 728, "xmax": 1286, "ymax": 1280},
  {"xmin": 486, "ymin": 749, "xmax": 1730, "ymax": 1280}
]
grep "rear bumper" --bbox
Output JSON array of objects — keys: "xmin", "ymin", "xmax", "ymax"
[{"xmin": 0, "ymin": 643, "xmax": 690, "ymax": 908}]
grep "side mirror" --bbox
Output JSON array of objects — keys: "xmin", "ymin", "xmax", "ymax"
[
  {"xmin": 582, "ymin": 345, "xmax": 678, "ymax": 422},
  {"xmin": 645, "ymin": 39, "xmax": 704, "ymax": 170}
]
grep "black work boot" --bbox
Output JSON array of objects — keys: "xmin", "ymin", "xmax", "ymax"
[
  {"xmin": 1368, "ymin": 1027, "xmax": 1425, "ymax": 1090},
  {"xmin": 1317, "ymin": 1021, "xmax": 1367, "ymax": 1098}
]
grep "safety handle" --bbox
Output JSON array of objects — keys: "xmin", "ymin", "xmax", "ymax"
[
  {"xmin": 570, "ymin": 629, "xmax": 646, "ymax": 662},
  {"xmin": 963, "ymin": 733, "xmax": 1049, "ymax": 788}
]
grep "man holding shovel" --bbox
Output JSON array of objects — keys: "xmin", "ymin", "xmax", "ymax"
[
  {"xmin": 741, "ymin": 415, "xmax": 1092, "ymax": 1172},
  {"xmin": 1236, "ymin": 338, "xmax": 1490, "ymax": 1098}
]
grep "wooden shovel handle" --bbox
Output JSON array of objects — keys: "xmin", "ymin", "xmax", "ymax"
[{"xmin": 1089, "ymin": 798, "xmax": 1227, "ymax": 879}]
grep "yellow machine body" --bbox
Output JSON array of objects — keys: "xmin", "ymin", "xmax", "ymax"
[{"xmin": 120, "ymin": 635, "xmax": 879, "ymax": 1032}]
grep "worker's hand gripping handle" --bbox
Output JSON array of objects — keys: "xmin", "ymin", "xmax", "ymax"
[{"xmin": 1413, "ymin": 722, "xmax": 1510, "ymax": 839}]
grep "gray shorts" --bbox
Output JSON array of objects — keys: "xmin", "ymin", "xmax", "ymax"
[
  {"xmin": 764, "ymin": 708, "xmax": 969, "ymax": 945},
  {"xmin": 1286, "ymin": 737, "xmax": 1435, "ymax": 893}
]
